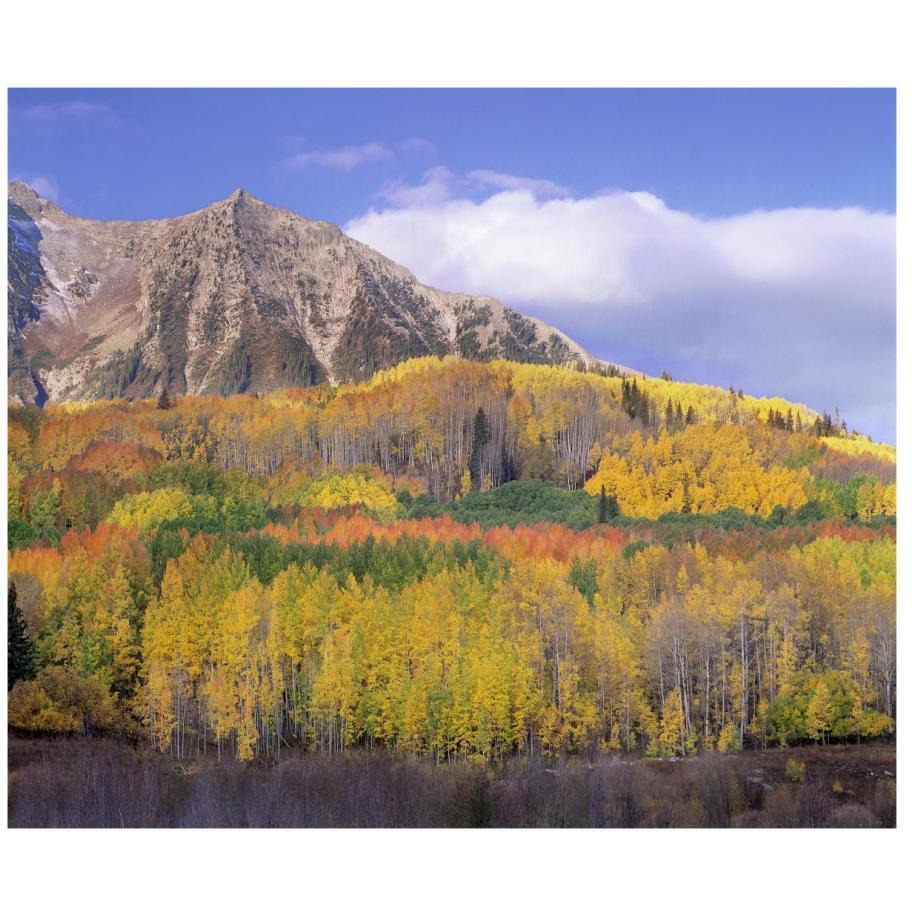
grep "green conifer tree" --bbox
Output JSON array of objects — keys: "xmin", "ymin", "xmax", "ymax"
[
  {"xmin": 469, "ymin": 407, "xmax": 491, "ymax": 490},
  {"xmin": 598, "ymin": 484, "xmax": 608, "ymax": 523},
  {"xmin": 8, "ymin": 583, "xmax": 35, "ymax": 690}
]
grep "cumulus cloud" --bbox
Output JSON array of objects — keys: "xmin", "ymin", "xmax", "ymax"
[
  {"xmin": 285, "ymin": 141, "xmax": 395, "ymax": 171},
  {"xmin": 376, "ymin": 166, "xmax": 457, "ymax": 208},
  {"xmin": 346, "ymin": 178, "xmax": 896, "ymax": 441},
  {"xmin": 376, "ymin": 166, "xmax": 570, "ymax": 209}
]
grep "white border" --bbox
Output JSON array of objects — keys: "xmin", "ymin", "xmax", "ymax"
[{"xmin": 2, "ymin": 1, "xmax": 907, "ymax": 908}]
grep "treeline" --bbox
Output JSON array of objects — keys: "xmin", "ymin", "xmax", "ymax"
[
  {"xmin": 6, "ymin": 356, "xmax": 895, "ymax": 764},
  {"xmin": 9, "ymin": 356, "xmax": 893, "ymax": 506},
  {"xmin": 9, "ymin": 517, "xmax": 895, "ymax": 761},
  {"xmin": 7, "ymin": 360, "xmax": 895, "ymax": 552}
]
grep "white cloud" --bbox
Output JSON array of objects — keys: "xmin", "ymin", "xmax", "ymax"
[
  {"xmin": 346, "ymin": 179, "xmax": 896, "ymax": 440},
  {"xmin": 284, "ymin": 141, "xmax": 395, "ymax": 171},
  {"xmin": 376, "ymin": 166, "xmax": 456, "ymax": 208},
  {"xmin": 376, "ymin": 166, "xmax": 570, "ymax": 209}
]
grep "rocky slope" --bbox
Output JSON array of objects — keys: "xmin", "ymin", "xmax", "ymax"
[{"xmin": 7, "ymin": 182, "xmax": 593, "ymax": 404}]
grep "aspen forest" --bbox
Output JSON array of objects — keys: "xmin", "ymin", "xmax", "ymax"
[{"xmin": 7, "ymin": 356, "xmax": 895, "ymax": 786}]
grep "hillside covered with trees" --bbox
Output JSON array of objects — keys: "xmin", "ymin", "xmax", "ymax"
[{"xmin": 7, "ymin": 356, "xmax": 895, "ymax": 763}]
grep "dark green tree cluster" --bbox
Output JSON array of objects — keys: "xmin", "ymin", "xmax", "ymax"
[
  {"xmin": 622, "ymin": 378, "xmax": 653, "ymax": 426},
  {"xmin": 664, "ymin": 398, "xmax": 696, "ymax": 432},
  {"xmin": 598, "ymin": 484, "xmax": 620, "ymax": 523},
  {"xmin": 469, "ymin": 407, "xmax": 491, "ymax": 490},
  {"xmin": 767, "ymin": 408, "xmax": 800, "ymax": 432},
  {"xmin": 587, "ymin": 361, "xmax": 621, "ymax": 378},
  {"xmin": 812, "ymin": 411, "xmax": 848, "ymax": 437},
  {"xmin": 406, "ymin": 480, "xmax": 603, "ymax": 529},
  {"xmin": 8, "ymin": 583, "xmax": 35, "ymax": 691}
]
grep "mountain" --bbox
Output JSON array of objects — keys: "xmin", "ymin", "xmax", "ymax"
[{"xmin": 7, "ymin": 182, "xmax": 594, "ymax": 405}]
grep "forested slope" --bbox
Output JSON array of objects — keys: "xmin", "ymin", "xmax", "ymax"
[{"xmin": 7, "ymin": 356, "xmax": 895, "ymax": 761}]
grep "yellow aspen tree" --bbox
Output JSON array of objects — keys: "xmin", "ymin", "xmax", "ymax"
[
  {"xmin": 806, "ymin": 677, "xmax": 834, "ymax": 744},
  {"xmin": 660, "ymin": 687, "xmax": 686, "ymax": 756}
]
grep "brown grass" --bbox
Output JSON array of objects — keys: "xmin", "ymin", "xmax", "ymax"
[{"xmin": 8, "ymin": 737, "xmax": 895, "ymax": 828}]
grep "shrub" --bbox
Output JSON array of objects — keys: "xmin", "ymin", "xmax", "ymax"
[
  {"xmin": 8, "ymin": 667, "xmax": 128, "ymax": 735},
  {"xmin": 108, "ymin": 487, "xmax": 194, "ymax": 531},
  {"xmin": 785, "ymin": 758, "xmax": 806, "ymax": 782},
  {"xmin": 825, "ymin": 805, "xmax": 879, "ymax": 828},
  {"xmin": 272, "ymin": 469, "xmax": 401, "ymax": 521}
]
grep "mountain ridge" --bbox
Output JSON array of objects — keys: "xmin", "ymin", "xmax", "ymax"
[{"xmin": 7, "ymin": 181, "xmax": 596, "ymax": 405}]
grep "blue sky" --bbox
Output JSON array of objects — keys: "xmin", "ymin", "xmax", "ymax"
[
  {"xmin": 9, "ymin": 88, "xmax": 895, "ymax": 221},
  {"xmin": 8, "ymin": 88, "xmax": 896, "ymax": 440}
]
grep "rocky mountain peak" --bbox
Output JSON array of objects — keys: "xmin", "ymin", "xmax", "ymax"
[
  {"xmin": 8, "ymin": 184, "xmax": 595, "ymax": 405},
  {"xmin": 9, "ymin": 180, "xmax": 52, "ymax": 220}
]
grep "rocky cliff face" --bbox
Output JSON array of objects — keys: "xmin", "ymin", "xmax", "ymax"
[{"xmin": 7, "ymin": 182, "xmax": 593, "ymax": 404}]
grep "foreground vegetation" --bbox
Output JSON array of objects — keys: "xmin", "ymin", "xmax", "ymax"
[
  {"xmin": 8, "ymin": 738, "xmax": 894, "ymax": 827},
  {"xmin": 7, "ymin": 357, "xmax": 895, "ymax": 764}
]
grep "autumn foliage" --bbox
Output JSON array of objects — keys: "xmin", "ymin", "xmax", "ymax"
[{"xmin": 7, "ymin": 356, "xmax": 895, "ymax": 761}]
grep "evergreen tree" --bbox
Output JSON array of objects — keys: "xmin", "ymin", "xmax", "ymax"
[
  {"xmin": 681, "ymin": 473, "xmax": 692, "ymax": 514},
  {"xmin": 605, "ymin": 492, "xmax": 620, "ymax": 519},
  {"xmin": 622, "ymin": 379, "xmax": 636, "ymax": 419},
  {"xmin": 469, "ymin": 407, "xmax": 491, "ymax": 490},
  {"xmin": 815, "ymin": 412, "xmax": 836, "ymax": 437},
  {"xmin": 633, "ymin": 383, "xmax": 652, "ymax": 427},
  {"xmin": 8, "ymin": 583, "xmax": 35, "ymax": 690},
  {"xmin": 595, "ymin": 486, "xmax": 621, "ymax": 522},
  {"xmin": 28, "ymin": 481, "xmax": 61, "ymax": 544},
  {"xmin": 157, "ymin": 386, "xmax": 171, "ymax": 410},
  {"xmin": 637, "ymin": 396, "xmax": 651, "ymax": 427}
]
